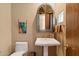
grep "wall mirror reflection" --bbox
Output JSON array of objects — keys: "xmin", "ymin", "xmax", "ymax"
[{"xmin": 37, "ymin": 4, "xmax": 55, "ymax": 32}]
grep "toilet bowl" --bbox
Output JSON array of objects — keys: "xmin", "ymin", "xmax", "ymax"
[{"xmin": 10, "ymin": 42, "xmax": 28, "ymax": 56}]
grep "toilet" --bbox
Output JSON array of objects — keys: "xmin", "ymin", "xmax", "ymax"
[{"xmin": 10, "ymin": 42, "xmax": 28, "ymax": 56}]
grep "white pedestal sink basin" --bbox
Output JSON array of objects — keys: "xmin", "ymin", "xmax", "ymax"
[{"xmin": 35, "ymin": 38, "xmax": 60, "ymax": 56}]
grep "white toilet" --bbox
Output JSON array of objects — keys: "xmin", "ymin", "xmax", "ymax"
[{"xmin": 10, "ymin": 42, "xmax": 28, "ymax": 56}]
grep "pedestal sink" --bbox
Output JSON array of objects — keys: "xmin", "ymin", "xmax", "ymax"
[{"xmin": 35, "ymin": 38, "xmax": 60, "ymax": 56}]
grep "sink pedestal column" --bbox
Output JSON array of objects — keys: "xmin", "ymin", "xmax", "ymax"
[{"xmin": 44, "ymin": 46, "xmax": 48, "ymax": 56}]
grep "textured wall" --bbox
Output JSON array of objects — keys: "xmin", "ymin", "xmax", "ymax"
[
  {"xmin": 0, "ymin": 3, "xmax": 66, "ymax": 56},
  {"xmin": 12, "ymin": 3, "xmax": 64, "ymax": 56},
  {"xmin": 12, "ymin": 3, "xmax": 56, "ymax": 56},
  {"xmin": 54, "ymin": 4, "xmax": 66, "ymax": 56},
  {"xmin": 0, "ymin": 4, "xmax": 12, "ymax": 55}
]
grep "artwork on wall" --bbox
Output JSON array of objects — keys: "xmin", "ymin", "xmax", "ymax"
[{"xmin": 18, "ymin": 20, "xmax": 27, "ymax": 33}]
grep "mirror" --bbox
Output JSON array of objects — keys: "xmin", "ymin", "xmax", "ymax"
[
  {"xmin": 57, "ymin": 11, "xmax": 64, "ymax": 24},
  {"xmin": 37, "ymin": 4, "xmax": 55, "ymax": 32}
]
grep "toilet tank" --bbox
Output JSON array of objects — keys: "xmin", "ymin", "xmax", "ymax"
[{"xmin": 15, "ymin": 42, "xmax": 28, "ymax": 52}]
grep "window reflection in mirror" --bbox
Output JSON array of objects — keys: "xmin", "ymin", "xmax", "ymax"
[{"xmin": 39, "ymin": 14, "xmax": 45, "ymax": 30}]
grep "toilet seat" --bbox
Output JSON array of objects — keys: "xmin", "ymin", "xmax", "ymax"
[{"xmin": 10, "ymin": 51, "xmax": 26, "ymax": 56}]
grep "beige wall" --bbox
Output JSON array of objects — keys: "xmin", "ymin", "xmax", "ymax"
[
  {"xmin": 0, "ymin": 3, "xmax": 66, "ymax": 56},
  {"xmin": 54, "ymin": 4, "xmax": 66, "ymax": 56},
  {"xmin": 12, "ymin": 3, "xmax": 57, "ymax": 56},
  {"xmin": 0, "ymin": 4, "xmax": 12, "ymax": 55}
]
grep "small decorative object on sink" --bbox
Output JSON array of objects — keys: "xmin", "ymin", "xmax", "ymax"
[{"xmin": 35, "ymin": 38, "xmax": 60, "ymax": 56}]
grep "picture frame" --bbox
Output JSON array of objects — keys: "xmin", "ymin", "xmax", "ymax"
[{"xmin": 18, "ymin": 20, "xmax": 27, "ymax": 33}]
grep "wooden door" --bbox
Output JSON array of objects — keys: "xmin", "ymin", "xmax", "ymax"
[{"xmin": 66, "ymin": 3, "xmax": 79, "ymax": 56}]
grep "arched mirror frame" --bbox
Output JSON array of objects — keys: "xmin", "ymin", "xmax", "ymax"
[{"xmin": 36, "ymin": 4, "xmax": 55, "ymax": 32}]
